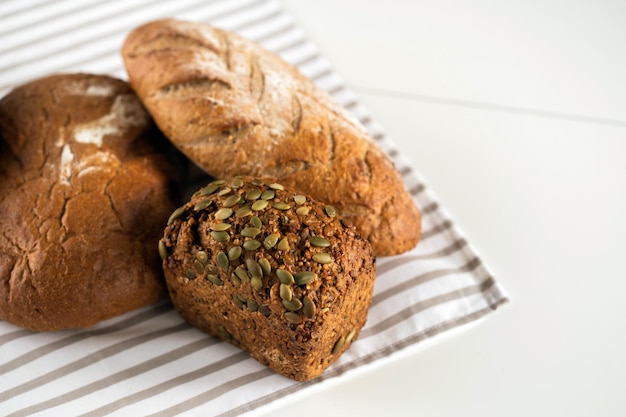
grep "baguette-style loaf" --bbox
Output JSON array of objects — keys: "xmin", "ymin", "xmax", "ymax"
[
  {"xmin": 0, "ymin": 74, "xmax": 178, "ymax": 331},
  {"xmin": 122, "ymin": 19, "xmax": 421, "ymax": 256},
  {"xmin": 160, "ymin": 177, "xmax": 376, "ymax": 381}
]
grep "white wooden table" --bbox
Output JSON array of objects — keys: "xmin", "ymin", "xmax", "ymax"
[{"xmin": 261, "ymin": 1, "xmax": 626, "ymax": 416}]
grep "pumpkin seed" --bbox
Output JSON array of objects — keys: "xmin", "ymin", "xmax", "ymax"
[
  {"xmin": 230, "ymin": 272, "xmax": 241, "ymax": 286},
  {"xmin": 324, "ymin": 205, "xmax": 337, "ymax": 218},
  {"xmin": 251, "ymin": 276, "xmax": 263, "ymax": 290},
  {"xmin": 211, "ymin": 179, "xmax": 226, "ymax": 185},
  {"xmin": 215, "ymin": 207, "xmax": 233, "ymax": 220},
  {"xmin": 263, "ymin": 233, "xmax": 279, "ymax": 249},
  {"xmin": 235, "ymin": 206, "xmax": 252, "ymax": 218},
  {"xmin": 277, "ymin": 237, "xmax": 290, "ymax": 251},
  {"xmin": 241, "ymin": 227, "xmax": 261, "ymax": 238},
  {"xmin": 332, "ymin": 335, "xmax": 346, "ymax": 354},
  {"xmin": 231, "ymin": 177, "xmax": 244, "ymax": 188},
  {"xmin": 217, "ymin": 187, "xmax": 232, "ymax": 196},
  {"xmin": 282, "ymin": 297, "xmax": 302, "ymax": 311},
  {"xmin": 259, "ymin": 258, "xmax": 271, "ymax": 275},
  {"xmin": 251, "ymin": 200, "xmax": 268, "ymax": 211},
  {"xmin": 312, "ymin": 253, "xmax": 332, "ymax": 264},
  {"xmin": 260, "ymin": 305, "xmax": 271, "ymax": 317},
  {"xmin": 296, "ymin": 206, "xmax": 309, "ymax": 216},
  {"xmin": 279, "ymin": 283, "xmax": 293, "ymax": 301},
  {"xmin": 222, "ymin": 194, "xmax": 240, "ymax": 208},
  {"xmin": 216, "ymin": 252, "xmax": 229, "ymax": 271},
  {"xmin": 250, "ymin": 216, "xmax": 262, "ymax": 229},
  {"xmin": 293, "ymin": 195, "xmax": 306, "ymax": 205},
  {"xmin": 212, "ymin": 222, "xmax": 231, "ymax": 231},
  {"xmin": 228, "ymin": 246, "xmax": 242, "ymax": 261},
  {"xmin": 295, "ymin": 271, "xmax": 316, "ymax": 285},
  {"xmin": 272, "ymin": 202, "xmax": 291, "ymax": 210},
  {"xmin": 302, "ymin": 295, "xmax": 316, "ymax": 318},
  {"xmin": 193, "ymin": 259, "xmax": 205, "ymax": 274},
  {"xmin": 341, "ymin": 218, "xmax": 354, "ymax": 227},
  {"xmin": 199, "ymin": 183, "xmax": 220, "ymax": 196},
  {"xmin": 284, "ymin": 312, "xmax": 302, "ymax": 324},
  {"xmin": 245, "ymin": 189, "xmax": 262, "ymax": 200},
  {"xmin": 346, "ymin": 329, "xmax": 356, "ymax": 343},
  {"xmin": 167, "ymin": 206, "xmax": 186, "ymax": 225},
  {"xmin": 276, "ymin": 269, "xmax": 295, "ymax": 285},
  {"xmin": 193, "ymin": 198, "xmax": 213, "ymax": 211},
  {"xmin": 185, "ymin": 268, "xmax": 196, "ymax": 280},
  {"xmin": 309, "ymin": 236, "xmax": 330, "ymax": 247},
  {"xmin": 232, "ymin": 295, "xmax": 245, "ymax": 309},
  {"xmin": 243, "ymin": 239, "xmax": 261, "ymax": 251},
  {"xmin": 234, "ymin": 266, "xmax": 250, "ymax": 283},
  {"xmin": 260, "ymin": 189, "xmax": 275, "ymax": 200},
  {"xmin": 269, "ymin": 183, "xmax": 284, "ymax": 190},
  {"xmin": 158, "ymin": 240, "xmax": 168, "ymax": 260},
  {"xmin": 211, "ymin": 230, "xmax": 229, "ymax": 242},
  {"xmin": 247, "ymin": 299, "xmax": 259, "ymax": 312},
  {"xmin": 251, "ymin": 179, "xmax": 264, "ymax": 186},
  {"xmin": 207, "ymin": 274, "xmax": 223, "ymax": 286},
  {"xmin": 196, "ymin": 250, "xmax": 208, "ymax": 263},
  {"xmin": 219, "ymin": 325, "xmax": 232, "ymax": 340},
  {"xmin": 246, "ymin": 259, "xmax": 263, "ymax": 278}
]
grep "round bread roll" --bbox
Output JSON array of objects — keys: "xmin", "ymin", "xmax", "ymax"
[
  {"xmin": 160, "ymin": 177, "xmax": 376, "ymax": 381},
  {"xmin": 0, "ymin": 74, "xmax": 179, "ymax": 331}
]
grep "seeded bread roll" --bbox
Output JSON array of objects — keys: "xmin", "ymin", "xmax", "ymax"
[
  {"xmin": 122, "ymin": 18, "xmax": 421, "ymax": 256},
  {"xmin": 0, "ymin": 73, "xmax": 179, "ymax": 331},
  {"xmin": 160, "ymin": 177, "xmax": 376, "ymax": 381}
]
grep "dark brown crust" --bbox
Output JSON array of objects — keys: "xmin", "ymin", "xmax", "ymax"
[
  {"xmin": 122, "ymin": 19, "xmax": 421, "ymax": 256},
  {"xmin": 0, "ymin": 73, "xmax": 179, "ymax": 331},
  {"xmin": 161, "ymin": 177, "xmax": 376, "ymax": 381}
]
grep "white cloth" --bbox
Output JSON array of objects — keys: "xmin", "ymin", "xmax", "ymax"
[{"xmin": 0, "ymin": 0, "xmax": 508, "ymax": 415}]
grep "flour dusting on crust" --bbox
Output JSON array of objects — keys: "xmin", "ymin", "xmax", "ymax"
[
  {"xmin": 85, "ymin": 84, "xmax": 116, "ymax": 97},
  {"xmin": 64, "ymin": 80, "xmax": 117, "ymax": 97},
  {"xmin": 59, "ymin": 144, "xmax": 75, "ymax": 184},
  {"xmin": 76, "ymin": 151, "xmax": 120, "ymax": 177},
  {"xmin": 74, "ymin": 94, "xmax": 148, "ymax": 147}
]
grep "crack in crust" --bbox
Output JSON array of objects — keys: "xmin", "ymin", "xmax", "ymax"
[
  {"xmin": 156, "ymin": 78, "xmax": 231, "ymax": 99},
  {"xmin": 327, "ymin": 122, "xmax": 337, "ymax": 162},
  {"xmin": 129, "ymin": 30, "xmax": 223, "ymax": 57},
  {"xmin": 362, "ymin": 150, "xmax": 372, "ymax": 181},
  {"xmin": 218, "ymin": 29, "xmax": 231, "ymax": 71},
  {"xmin": 103, "ymin": 171, "xmax": 124, "ymax": 231},
  {"xmin": 291, "ymin": 92, "xmax": 302, "ymax": 136},
  {"xmin": 248, "ymin": 53, "xmax": 265, "ymax": 103}
]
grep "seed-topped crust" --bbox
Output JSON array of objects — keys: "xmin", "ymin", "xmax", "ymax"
[{"xmin": 160, "ymin": 176, "xmax": 376, "ymax": 381}]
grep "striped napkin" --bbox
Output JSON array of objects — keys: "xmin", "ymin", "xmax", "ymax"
[{"xmin": 0, "ymin": 0, "xmax": 508, "ymax": 416}]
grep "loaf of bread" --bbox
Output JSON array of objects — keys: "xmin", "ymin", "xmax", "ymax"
[
  {"xmin": 122, "ymin": 18, "xmax": 421, "ymax": 256},
  {"xmin": 160, "ymin": 176, "xmax": 376, "ymax": 380},
  {"xmin": 0, "ymin": 74, "xmax": 179, "ymax": 331}
]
